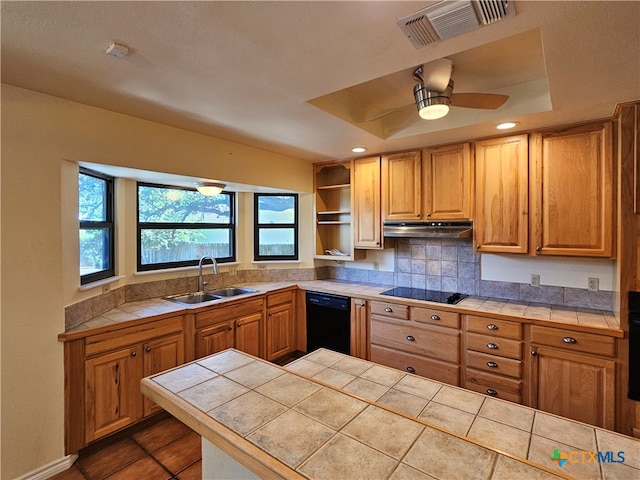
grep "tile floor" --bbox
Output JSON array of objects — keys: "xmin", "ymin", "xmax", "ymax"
[{"xmin": 50, "ymin": 416, "xmax": 201, "ymax": 480}]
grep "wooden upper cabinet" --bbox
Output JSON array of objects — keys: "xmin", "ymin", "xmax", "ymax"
[
  {"xmin": 382, "ymin": 151, "xmax": 422, "ymax": 221},
  {"xmin": 530, "ymin": 122, "xmax": 614, "ymax": 257},
  {"xmin": 422, "ymin": 143, "xmax": 472, "ymax": 220},
  {"xmin": 474, "ymin": 135, "xmax": 529, "ymax": 254},
  {"xmin": 353, "ymin": 156, "xmax": 382, "ymax": 249}
]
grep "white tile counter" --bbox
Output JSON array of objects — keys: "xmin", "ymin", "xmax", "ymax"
[{"xmin": 141, "ymin": 348, "xmax": 639, "ymax": 480}]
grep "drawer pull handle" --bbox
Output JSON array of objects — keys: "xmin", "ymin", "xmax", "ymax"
[
  {"xmin": 487, "ymin": 324, "xmax": 499, "ymax": 330},
  {"xmin": 487, "ymin": 361, "xmax": 498, "ymax": 368},
  {"xmin": 145, "ymin": 346, "xmax": 151, "ymax": 353},
  {"xmin": 562, "ymin": 337, "xmax": 577, "ymax": 344},
  {"xmin": 430, "ymin": 314, "xmax": 440, "ymax": 321},
  {"xmin": 406, "ymin": 366, "xmax": 416, "ymax": 373},
  {"xmin": 384, "ymin": 307, "xmax": 393, "ymax": 313},
  {"xmin": 487, "ymin": 343, "xmax": 499, "ymax": 350},
  {"xmin": 227, "ymin": 325, "xmax": 233, "ymax": 331},
  {"xmin": 406, "ymin": 335, "xmax": 415, "ymax": 342},
  {"xmin": 131, "ymin": 351, "xmax": 137, "ymax": 357},
  {"xmin": 486, "ymin": 389, "xmax": 498, "ymax": 397}
]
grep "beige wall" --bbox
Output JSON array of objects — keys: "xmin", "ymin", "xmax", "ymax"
[{"xmin": 0, "ymin": 84, "xmax": 312, "ymax": 478}]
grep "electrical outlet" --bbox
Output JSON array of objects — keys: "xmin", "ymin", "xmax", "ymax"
[
  {"xmin": 530, "ymin": 274, "xmax": 540, "ymax": 287},
  {"xmin": 373, "ymin": 262, "xmax": 379, "ymax": 271},
  {"xmin": 229, "ymin": 266, "xmax": 238, "ymax": 276},
  {"xmin": 588, "ymin": 277, "xmax": 599, "ymax": 292},
  {"xmin": 258, "ymin": 264, "xmax": 267, "ymax": 270},
  {"xmin": 102, "ymin": 284, "xmax": 111, "ymax": 294}
]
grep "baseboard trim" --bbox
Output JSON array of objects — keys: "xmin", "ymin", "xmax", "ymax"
[{"xmin": 15, "ymin": 454, "xmax": 78, "ymax": 480}]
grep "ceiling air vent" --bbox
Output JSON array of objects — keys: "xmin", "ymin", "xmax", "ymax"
[{"xmin": 396, "ymin": 0, "xmax": 514, "ymax": 49}]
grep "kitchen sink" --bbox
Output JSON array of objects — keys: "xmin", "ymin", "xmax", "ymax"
[
  {"xmin": 207, "ymin": 287, "xmax": 258, "ymax": 297},
  {"xmin": 164, "ymin": 287, "xmax": 258, "ymax": 304},
  {"xmin": 164, "ymin": 292, "xmax": 222, "ymax": 304}
]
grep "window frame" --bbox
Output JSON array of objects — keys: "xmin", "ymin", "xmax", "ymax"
[
  {"xmin": 136, "ymin": 182, "xmax": 236, "ymax": 271},
  {"xmin": 253, "ymin": 193, "xmax": 299, "ymax": 262},
  {"xmin": 79, "ymin": 167, "xmax": 115, "ymax": 285}
]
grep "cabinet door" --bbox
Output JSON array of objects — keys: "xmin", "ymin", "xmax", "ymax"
[
  {"xmin": 382, "ymin": 151, "xmax": 422, "ymax": 221},
  {"xmin": 423, "ymin": 143, "xmax": 472, "ymax": 220},
  {"xmin": 530, "ymin": 122, "xmax": 613, "ymax": 257},
  {"xmin": 265, "ymin": 302, "xmax": 294, "ymax": 361},
  {"xmin": 350, "ymin": 299, "xmax": 369, "ymax": 359},
  {"xmin": 85, "ymin": 346, "xmax": 141, "ymax": 443},
  {"xmin": 530, "ymin": 345, "xmax": 615, "ymax": 429},
  {"xmin": 235, "ymin": 312, "xmax": 262, "ymax": 358},
  {"xmin": 196, "ymin": 321, "xmax": 235, "ymax": 358},
  {"xmin": 353, "ymin": 156, "xmax": 382, "ymax": 249},
  {"xmin": 474, "ymin": 135, "xmax": 529, "ymax": 253},
  {"xmin": 142, "ymin": 334, "xmax": 185, "ymax": 416}
]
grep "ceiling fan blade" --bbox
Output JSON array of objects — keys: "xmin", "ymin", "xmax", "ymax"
[{"xmin": 450, "ymin": 93, "xmax": 509, "ymax": 109}]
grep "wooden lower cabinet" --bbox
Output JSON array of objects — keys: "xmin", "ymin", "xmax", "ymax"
[
  {"xmin": 84, "ymin": 328, "xmax": 185, "ymax": 444},
  {"xmin": 142, "ymin": 333, "xmax": 185, "ymax": 416},
  {"xmin": 529, "ymin": 325, "xmax": 616, "ymax": 429},
  {"xmin": 235, "ymin": 312, "xmax": 262, "ymax": 358},
  {"xmin": 85, "ymin": 346, "xmax": 140, "ymax": 443},
  {"xmin": 463, "ymin": 315, "xmax": 523, "ymax": 403},
  {"xmin": 369, "ymin": 300, "xmax": 460, "ymax": 386},
  {"xmin": 371, "ymin": 344, "xmax": 459, "ymax": 384},
  {"xmin": 196, "ymin": 320, "xmax": 235, "ymax": 358},
  {"xmin": 350, "ymin": 298, "xmax": 369, "ymax": 359},
  {"xmin": 265, "ymin": 289, "xmax": 295, "ymax": 361},
  {"xmin": 195, "ymin": 297, "xmax": 265, "ymax": 359}
]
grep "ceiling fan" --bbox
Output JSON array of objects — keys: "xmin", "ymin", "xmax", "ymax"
[{"xmin": 365, "ymin": 58, "xmax": 509, "ymax": 122}]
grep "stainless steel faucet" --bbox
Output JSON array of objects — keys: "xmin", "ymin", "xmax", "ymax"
[{"xmin": 198, "ymin": 256, "xmax": 218, "ymax": 291}]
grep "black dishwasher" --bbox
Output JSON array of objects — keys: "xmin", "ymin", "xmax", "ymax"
[{"xmin": 306, "ymin": 291, "xmax": 350, "ymax": 354}]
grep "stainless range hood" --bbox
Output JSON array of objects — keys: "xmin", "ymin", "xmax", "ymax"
[{"xmin": 383, "ymin": 221, "xmax": 472, "ymax": 239}]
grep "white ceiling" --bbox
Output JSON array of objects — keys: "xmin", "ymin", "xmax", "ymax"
[{"xmin": 2, "ymin": 1, "xmax": 640, "ymax": 166}]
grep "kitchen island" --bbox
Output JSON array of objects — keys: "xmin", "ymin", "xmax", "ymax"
[{"xmin": 140, "ymin": 348, "xmax": 640, "ymax": 480}]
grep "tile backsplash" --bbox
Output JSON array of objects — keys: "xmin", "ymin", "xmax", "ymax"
[
  {"xmin": 66, "ymin": 246, "xmax": 614, "ymax": 330},
  {"xmin": 324, "ymin": 237, "xmax": 613, "ymax": 310}
]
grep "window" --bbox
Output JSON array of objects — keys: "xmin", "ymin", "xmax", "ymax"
[
  {"xmin": 254, "ymin": 193, "xmax": 298, "ymax": 261},
  {"xmin": 79, "ymin": 168, "xmax": 115, "ymax": 284},
  {"xmin": 137, "ymin": 183, "xmax": 235, "ymax": 271}
]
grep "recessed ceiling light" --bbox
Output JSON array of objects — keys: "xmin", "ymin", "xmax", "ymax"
[
  {"xmin": 352, "ymin": 147, "xmax": 367, "ymax": 153},
  {"xmin": 496, "ymin": 121, "xmax": 518, "ymax": 130}
]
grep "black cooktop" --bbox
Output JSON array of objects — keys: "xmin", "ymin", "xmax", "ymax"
[{"xmin": 380, "ymin": 287, "xmax": 467, "ymax": 305}]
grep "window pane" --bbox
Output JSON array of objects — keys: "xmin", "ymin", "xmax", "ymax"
[
  {"xmin": 258, "ymin": 228, "xmax": 294, "ymax": 256},
  {"xmin": 138, "ymin": 185, "xmax": 231, "ymax": 224},
  {"xmin": 79, "ymin": 173, "xmax": 106, "ymax": 221},
  {"xmin": 258, "ymin": 195, "xmax": 295, "ymax": 224},
  {"xmin": 80, "ymin": 228, "xmax": 110, "ymax": 275},
  {"xmin": 140, "ymin": 228, "xmax": 231, "ymax": 265}
]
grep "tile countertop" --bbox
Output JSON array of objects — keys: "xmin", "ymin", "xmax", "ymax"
[
  {"xmin": 61, "ymin": 280, "xmax": 621, "ymax": 338},
  {"xmin": 141, "ymin": 348, "xmax": 640, "ymax": 480}
]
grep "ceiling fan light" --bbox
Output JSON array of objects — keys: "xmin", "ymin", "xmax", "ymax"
[
  {"xmin": 419, "ymin": 103, "xmax": 450, "ymax": 120},
  {"xmin": 196, "ymin": 182, "xmax": 225, "ymax": 196},
  {"xmin": 413, "ymin": 81, "xmax": 452, "ymax": 120}
]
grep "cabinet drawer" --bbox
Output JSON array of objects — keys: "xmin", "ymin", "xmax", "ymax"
[
  {"xmin": 466, "ymin": 315, "xmax": 522, "ymax": 339},
  {"xmin": 465, "ymin": 369, "xmax": 522, "ymax": 403},
  {"xmin": 466, "ymin": 332, "xmax": 522, "ymax": 360},
  {"xmin": 465, "ymin": 350, "xmax": 522, "ymax": 379},
  {"xmin": 85, "ymin": 316, "xmax": 183, "ymax": 357},
  {"xmin": 196, "ymin": 297, "xmax": 264, "ymax": 329},
  {"xmin": 413, "ymin": 307, "xmax": 460, "ymax": 329},
  {"xmin": 370, "ymin": 301, "xmax": 409, "ymax": 320},
  {"xmin": 267, "ymin": 290, "xmax": 294, "ymax": 308},
  {"xmin": 371, "ymin": 345, "xmax": 459, "ymax": 385},
  {"xmin": 371, "ymin": 319, "xmax": 459, "ymax": 363},
  {"xmin": 530, "ymin": 325, "xmax": 616, "ymax": 357}
]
